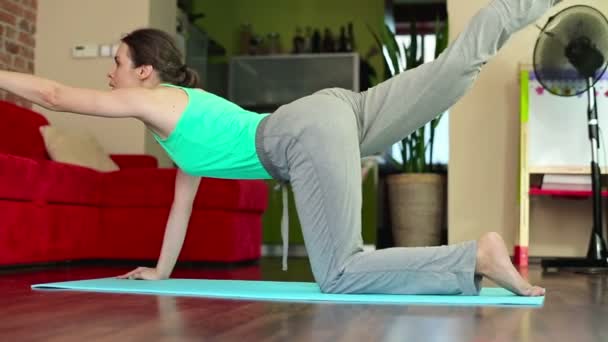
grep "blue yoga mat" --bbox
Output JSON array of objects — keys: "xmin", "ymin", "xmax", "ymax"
[{"xmin": 31, "ymin": 278, "xmax": 544, "ymax": 307}]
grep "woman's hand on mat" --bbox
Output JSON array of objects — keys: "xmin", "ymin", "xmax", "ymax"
[{"xmin": 117, "ymin": 267, "xmax": 167, "ymax": 280}]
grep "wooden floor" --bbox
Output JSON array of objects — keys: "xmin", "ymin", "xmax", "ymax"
[{"xmin": 0, "ymin": 258, "xmax": 607, "ymax": 342}]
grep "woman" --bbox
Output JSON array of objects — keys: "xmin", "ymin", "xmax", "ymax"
[{"xmin": 1, "ymin": 0, "xmax": 559, "ymax": 296}]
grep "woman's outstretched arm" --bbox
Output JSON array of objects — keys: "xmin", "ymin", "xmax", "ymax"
[{"xmin": 0, "ymin": 70, "xmax": 156, "ymax": 119}]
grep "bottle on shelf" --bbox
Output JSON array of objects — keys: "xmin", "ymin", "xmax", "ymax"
[
  {"xmin": 292, "ymin": 27, "xmax": 305, "ymax": 54},
  {"xmin": 347, "ymin": 22, "xmax": 356, "ymax": 52},
  {"xmin": 268, "ymin": 32, "xmax": 281, "ymax": 55},
  {"xmin": 338, "ymin": 26, "xmax": 348, "ymax": 52},
  {"xmin": 304, "ymin": 26, "xmax": 313, "ymax": 53},
  {"xmin": 239, "ymin": 23, "xmax": 252, "ymax": 55},
  {"xmin": 322, "ymin": 28, "xmax": 335, "ymax": 53},
  {"xmin": 249, "ymin": 34, "xmax": 263, "ymax": 55},
  {"xmin": 312, "ymin": 29, "xmax": 322, "ymax": 53}
]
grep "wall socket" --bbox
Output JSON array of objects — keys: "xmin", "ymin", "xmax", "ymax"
[{"xmin": 99, "ymin": 44, "xmax": 112, "ymax": 57}]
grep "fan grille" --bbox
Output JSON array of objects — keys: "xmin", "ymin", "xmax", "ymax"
[{"xmin": 533, "ymin": 5, "xmax": 608, "ymax": 97}]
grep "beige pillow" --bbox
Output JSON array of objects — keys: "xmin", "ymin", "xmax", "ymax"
[{"xmin": 39, "ymin": 125, "xmax": 120, "ymax": 172}]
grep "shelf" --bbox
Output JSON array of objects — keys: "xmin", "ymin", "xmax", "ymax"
[
  {"xmin": 529, "ymin": 187, "xmax": 608, "ymax": 198},
  {"xmin": 528, "ymin": 166, "xmax": 608, "ymax": 174}
]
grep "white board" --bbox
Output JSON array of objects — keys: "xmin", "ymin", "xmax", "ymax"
[{"xmin": 527, "ymin": 72, "xmax": 608, "ymax": 169}]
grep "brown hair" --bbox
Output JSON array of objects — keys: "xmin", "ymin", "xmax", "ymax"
[{"xmin": 121, "ymin": 28, "xmax": 200, "ymax": 88}]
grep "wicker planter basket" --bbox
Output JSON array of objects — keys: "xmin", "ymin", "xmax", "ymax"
[{"xmin": 387, "ymin": 173, "xmax": 446, "ymax": 247}]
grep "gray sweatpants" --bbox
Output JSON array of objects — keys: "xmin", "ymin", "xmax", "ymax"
[{"xmin": 255, "ymin": 0, "xmax": 559, "ymax": 294}]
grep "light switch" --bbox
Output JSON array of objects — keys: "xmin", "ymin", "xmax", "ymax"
[{"xmin": 72, "ymin": 44, "xmax": 98, "ymax": 58}]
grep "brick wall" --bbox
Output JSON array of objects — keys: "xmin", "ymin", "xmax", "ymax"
[{"xmin": 0, "ymin": 0, "xmax": 37, "ymax": 108}]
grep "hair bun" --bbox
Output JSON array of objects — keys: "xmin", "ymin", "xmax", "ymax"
[{"xmin": 181, "ymin": 67, "xmax": 200, "ymax": 88}]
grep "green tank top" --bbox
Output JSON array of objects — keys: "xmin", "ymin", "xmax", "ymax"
[{"xmin": 151, "ymin": 84, "xmax": 272, "ymax": 179}]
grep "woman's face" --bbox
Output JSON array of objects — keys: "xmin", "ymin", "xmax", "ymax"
[{"xmin": 107, "ymin": 43, "xmax": 142, "ymax": 89}]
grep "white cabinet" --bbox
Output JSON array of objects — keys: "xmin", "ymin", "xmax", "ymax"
[{"xmin": 228, "ymin": 53, "xmax": 360, "ymax": 109}]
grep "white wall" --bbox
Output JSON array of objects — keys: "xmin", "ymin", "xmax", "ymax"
[{"xmin": 448, "ymin": 0, "xmax": 608, "ymax": 256}]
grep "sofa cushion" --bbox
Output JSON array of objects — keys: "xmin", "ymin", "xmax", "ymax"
[
  {"xmin": 101, "ymin": 168, "xmax": 268, "ymax": 212},
  {"xmin": 101, "ymin": 168, "xmax": 176, "ymax": 207},
  {"xmin": 37, "ymin": 160, "xmax": 103, "ymax": 205},
  {"xmin": 0, "ymin": 201, "xmax": 49, "ymax": 265},
  {"xmin": 0, "ymin": 100, "xmax": 48, "ymax": 159},
  {"xmin": 0, "ymin": 154, "xmax": 39, "ymax": 201},
  {"xmin": 40, "ymin": 125, "xmax": 120, "ymax": 172},
  {"xmin": 110, "ymin": 154, "xmax": 158, "ymax": 169},
  {"xmin": 194, "ymin": 178, "xmax": 269, "ymax": 212},
  {"xmin": 98, "ymin": 207, "xmax": 262, "ymax": 262}
]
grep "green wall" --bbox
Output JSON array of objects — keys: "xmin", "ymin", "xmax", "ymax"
[{"xmin": 192, "ymin": 0, "xmax": 384, "ymax": 83}]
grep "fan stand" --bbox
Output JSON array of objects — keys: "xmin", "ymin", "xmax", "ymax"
[{"xmin": 542, "ymin": 79, "xmax": 608, "ymax": 273}]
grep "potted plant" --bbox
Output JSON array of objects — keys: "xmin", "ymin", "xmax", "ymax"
[{"xmin": 370, "ymin": 18, "xmax": 449, "ymax": 247}]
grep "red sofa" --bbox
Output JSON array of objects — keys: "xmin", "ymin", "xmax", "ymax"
[{"xmin": 0, "ymin": 100, "xmax": 268, "ymax": 267}]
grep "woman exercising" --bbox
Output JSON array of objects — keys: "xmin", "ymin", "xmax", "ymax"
[{"xmin": 0, "ymin": 0, "xmax": 560, "ymax": 296}]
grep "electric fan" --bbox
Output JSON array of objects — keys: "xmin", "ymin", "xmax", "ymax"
[{"xmin": 533, "ymin": 5, "xmax": 608, "ymax": 272}]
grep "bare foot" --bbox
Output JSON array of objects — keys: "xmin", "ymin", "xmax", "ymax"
[{"xmin": 475, "ymin": 232, "xmax": 545, "ymax": 297}]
